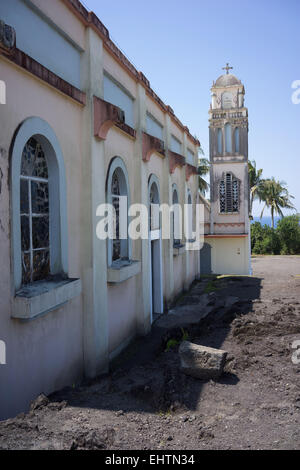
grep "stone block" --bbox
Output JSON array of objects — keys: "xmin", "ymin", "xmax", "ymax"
[{"xmin": 179, "ymin": 341, "xmax": 227, "ymax": 379}]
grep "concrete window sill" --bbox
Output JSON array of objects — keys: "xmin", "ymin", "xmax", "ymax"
[
  {"xmin": 173, "ymin": 244, "xmax": 185, "ymax": 257},
  {"xmin": 12, "ymin": 278, "xmax": 82, "ymax": 321},
  {"xmin": 107, "ymin": 260, "xmax": 141, "ymax": 284}
]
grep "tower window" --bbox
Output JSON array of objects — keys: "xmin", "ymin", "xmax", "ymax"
[
  {"xmin": 217, "ymin": 128, "xmax": 223, "ymax": 154},
  {"xmin": 234, "ymin": 127, "xmax": 240, "ymax": 153},
  {"xmin": 225, "ymin": 123, "xmax": 232, "ymax": 153},
  {"xmin": 219, "ymin": 173, "xmax": 239, "ymax": 213}
]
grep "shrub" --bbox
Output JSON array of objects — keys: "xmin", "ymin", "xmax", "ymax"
[
  {"xmin": 276, "ymin": 215, "xmax": 300, "ymax": 254},
  {"xmin": 251, "ymin": 216, "xmax": 300, "ymax": 255}
]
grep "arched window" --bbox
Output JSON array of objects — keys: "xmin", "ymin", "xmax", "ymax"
[
  {"xmin": 217, "ymin": 128, "xmax": 223, "ymax": 154},
  {"xmin": 219, "ymin": 173, "xmax": 239, "ymax": 213},
  {"xmin": 187, "ymin": 190, "xmax": 193, "ymax": 241},
  {"xmin": 172, "ymin": 186, "xmax": 181, "ymax": 246},
  {"xmin": 149, "ymin": 180, "xmax": 160, "ymax": 231},
  {"xmin": 234, "ymin": 127, "xmax": 240, "ymax": 153},
  {"xmin": 11, "ymin": 117, "xmax": 68, "ymax": 291},
  {"xmin": 225, "ymin": 123, "xmax": 232, "ymax": 153},
  {"xmin": 106, "ymin": 157, "xmax": 130, "ymax": 265},
  {"xmin": 20, "ymin": 138, "xmax": 50, "ymax": 284}
]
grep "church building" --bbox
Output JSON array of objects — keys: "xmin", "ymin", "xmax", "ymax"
[
  {"xmin": 0, "ymin": 0, "xmax": 251, "ymax": 420},
  {"xmin": 0, "ymin": 0, "xmax": 200, "ymax": 419}
]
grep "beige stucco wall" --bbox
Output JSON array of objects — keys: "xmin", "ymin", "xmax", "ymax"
[
  {"xmin": 173, "ymin": 255, "xmax": 184, "ymax": 297},
  {"xmin": 0, "ymin": 0, "xmax": 201, "ymax": 420},
  {"xmin": 107, "ymin": 277, "xmax": 137, "ymax": 357},
  {"xmin": 207, "ymin": 236, "xmax": 250, "ymax": 275},
  {"xmin": 0, "ymin": 59, "xmax": 84, "ymax": 419},
  {"xmin": 104, "ymin": 127, "xmax": 142, "ymax": 356}
]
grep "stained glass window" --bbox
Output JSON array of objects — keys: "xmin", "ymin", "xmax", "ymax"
[
  {"xmin": 111, "ymin": 170, "xmax": 121, "ymax": 261},
  {"xmin": 219, "ymin": 173, "xmax": 239, "ymax": 213},
  {"xmin": 107, "ymin": 159, "xmax": 130, "ymax": 266},
  {"xmin": 149, "ymin": 183, "xmax": 159, "ymax": 231},
  {"xmin": 187, "ymin": 193, "xmax": 193, "ymax": 240},
  {"xmin": 20, "ymin": 138, "xmax": 50, "ymax": 284},
  {"xmin": 173, "ymin": 189, "xmax": 180, "ymax": 246}
]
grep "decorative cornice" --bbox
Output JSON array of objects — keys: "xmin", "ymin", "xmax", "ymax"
[
  {"xmin": 214, "ymin": 223, "xmax": 245, "ymax": 227},
  {"xmin": 94, "ymin": 95, "xmax": 124, "ymax": 139},
  {"xmin": 204, "ymin": 234, "xmax": 248, "ymax": 238},
  {"xmin": 62, "ymin": 0, "xmax": 200, "ymax": 147},
  {"xmin": 93, "ymin": 96, "xmax": 136, "ymax": 140},
  {"xmin": 115, "ymin": 121, "xmax": 136, "ymax": 140},
  {"xmin": 0, "ymin": 37, "xmax": 86, "ymax": 105},
  {"xmin": 169, "ymin": 150, "xmax": 186, "ymax": 174},
  {"xmin": 142, "ymin": 132, "xmax": 165, "ymax": 162},
  {"xmin": 185, "ymin": 162, "xmax": 198, "ymax": 181}
]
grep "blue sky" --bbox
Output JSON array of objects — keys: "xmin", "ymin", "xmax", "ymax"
[{"xmin": 83, "ymin": 0, "xmax": 300, "ymax": 216}]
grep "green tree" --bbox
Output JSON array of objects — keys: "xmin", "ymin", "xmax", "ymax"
[
  {"xmin": 259, "ymin": 178, "xmax": 295, "ymax": 228},
  {"xmin": 248, "ymin": 160, "xmax": 264, "ymax": 217},
  {"xmin": 276, "ymin": 215, "xmax": 300, "ymax": 254},
  {"xmin": 251, "ymin": 222, "xmax": 280, "ymax": 254},
  {"xmin": 251, "ymin": 221, "xmax": 264, "ymax": 251}
]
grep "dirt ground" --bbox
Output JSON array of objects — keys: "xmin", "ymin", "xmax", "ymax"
[{"xmin": 0, "ymin": 255, "xmax": 300, "ymax": 450}]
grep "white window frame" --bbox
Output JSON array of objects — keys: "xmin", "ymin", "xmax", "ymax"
[
  {"xmin": 11, "ymin": 117, "xmax": 68, "ymax": 292},
  {"xmin": 106, "ymin": 156, "xmax": 131, "ymax": 267},
  {"xmin": 172, "ymin": 184, "xmax": 181, "ymax": 247},
  {"xmin": 186, "ymin": 189, "xmax": 193, "ymax": 241}
]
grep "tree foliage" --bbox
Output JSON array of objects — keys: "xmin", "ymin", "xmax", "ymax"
[
  {"xmin": 251, "ymin": 216, "xmax": 300, "ymax": 255},
  {"xmin": 248, "ymin": 160, "xmax": 264, "ymax": 216},
  {"xmin": 259, "ymin": 178, "xmax": 295, "ymax": 228}
]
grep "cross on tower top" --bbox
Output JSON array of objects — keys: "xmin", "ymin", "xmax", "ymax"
[{"xmin": 222, "ymin": 63, "xmax": 233, "ymax": 74}]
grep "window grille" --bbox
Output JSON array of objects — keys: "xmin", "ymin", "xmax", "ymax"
[
  {"xmin": 111, "ymin": 170, "xmax": 121, "ymax": 261},
  {"xmin": 219, "ymin": 173, "xmax": 239, "ymax": 213}
]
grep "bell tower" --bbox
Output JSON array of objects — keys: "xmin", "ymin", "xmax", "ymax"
[{"xmin": 205, "ymin": 64, "xmax": 251, "ymax": 274}]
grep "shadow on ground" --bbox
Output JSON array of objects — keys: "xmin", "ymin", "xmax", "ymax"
[{"xmin": 49, "ymin": 275, "xmax": 262, "ymax": 415}]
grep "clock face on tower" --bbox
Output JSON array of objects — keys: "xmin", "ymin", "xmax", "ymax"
[{"xmin": 221, "ymin": 92, "xmax": 233, "ymax": 109}]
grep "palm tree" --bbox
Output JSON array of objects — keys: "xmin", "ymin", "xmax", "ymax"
[
  {"xmin": 197, "ymin": 144, "xmax": 210, "ymax": 195},
  {"xmin": 248, "ymin": 160, "xmax": 263, "ymax": 217},
  {"xmin": 198, "ymin": 157, "xmax": 210, "ymax": 194},
  {"xmin": 259, "ymin": 178, "xmax": 296, "ymax": 228}
]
